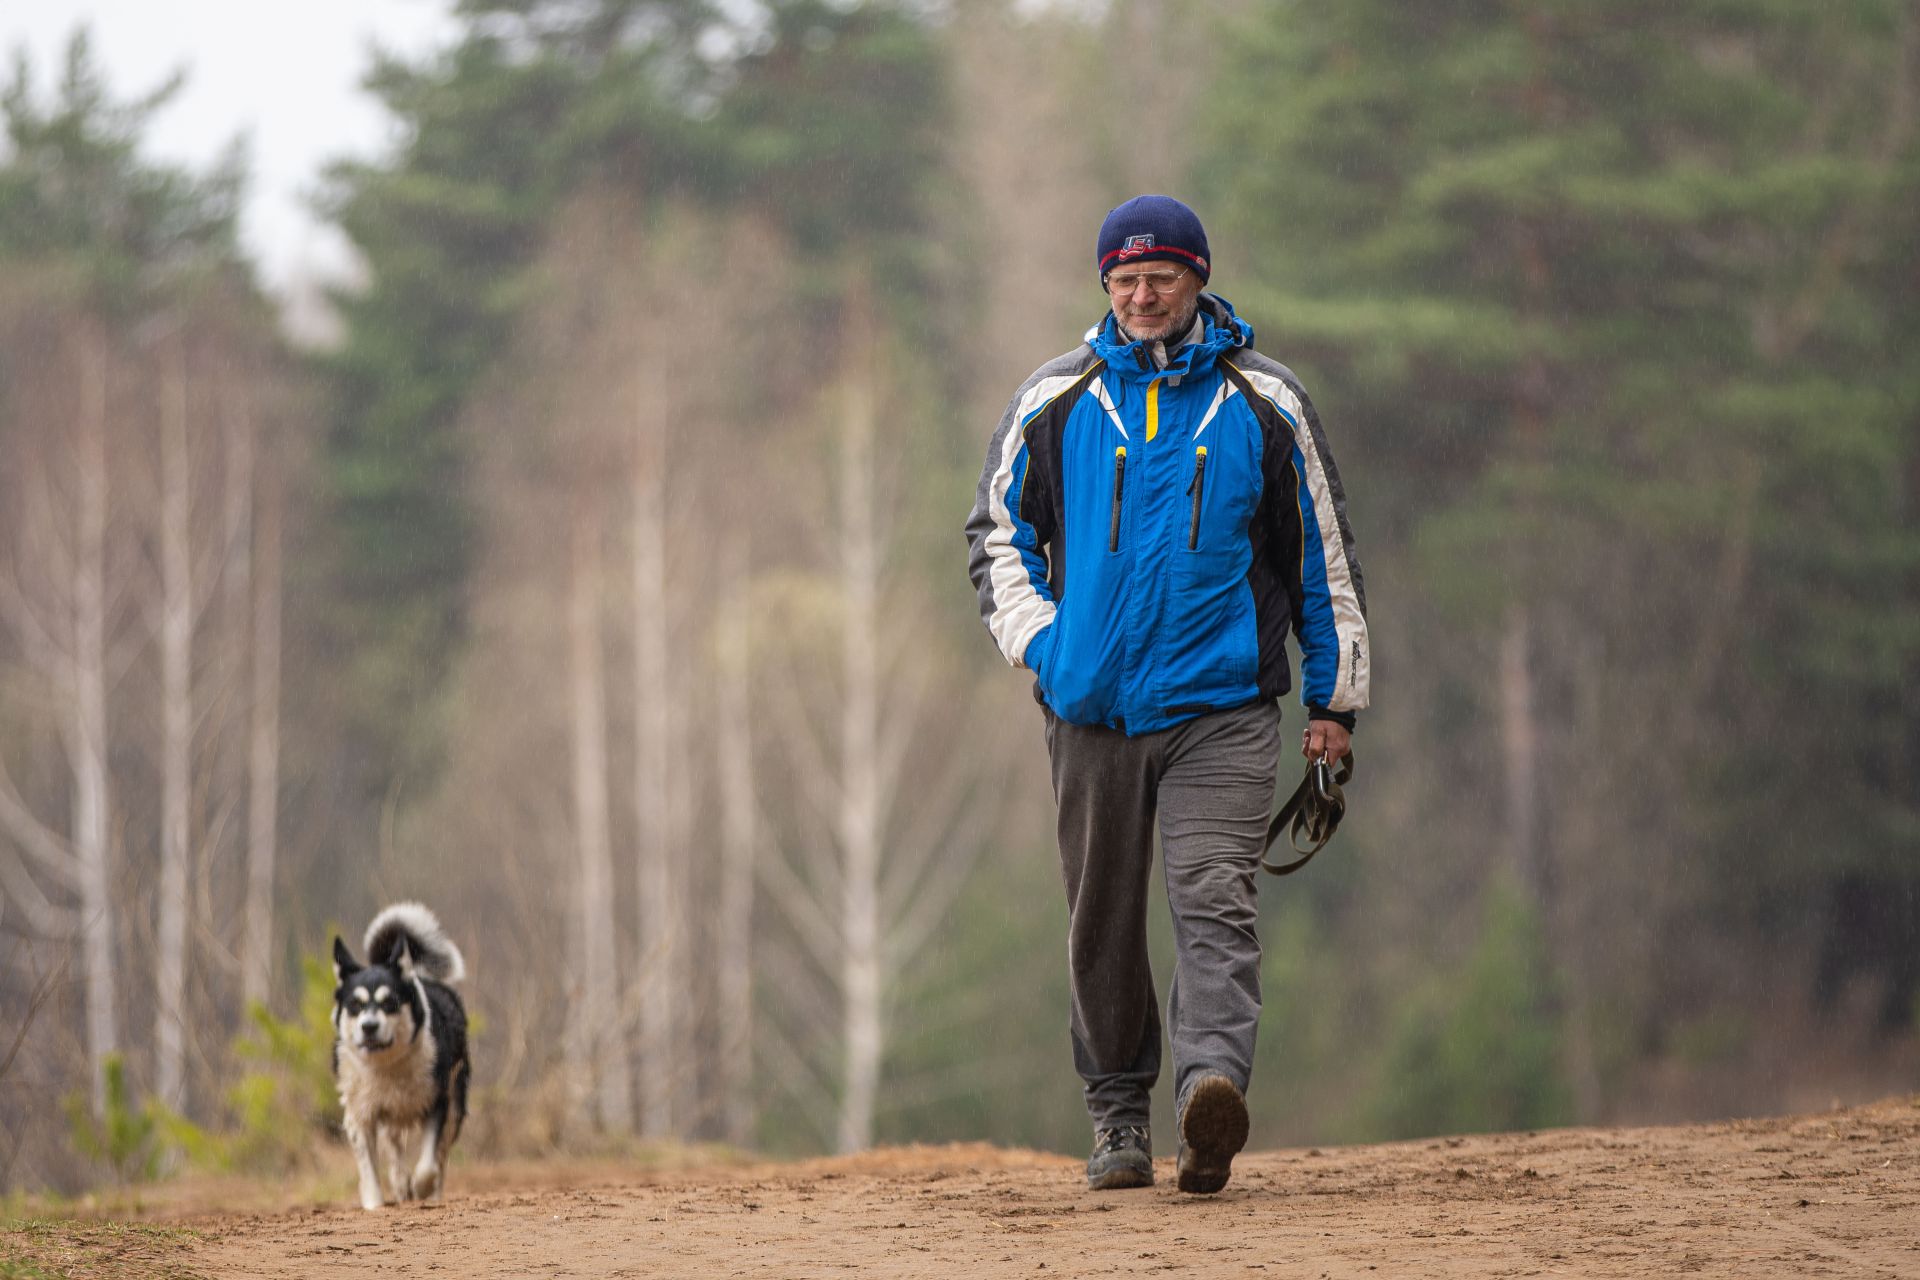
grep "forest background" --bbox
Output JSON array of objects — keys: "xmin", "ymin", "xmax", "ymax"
[{"xmin": 2, "ymin": 0, "xmax": 1916, "ymax": 1195}]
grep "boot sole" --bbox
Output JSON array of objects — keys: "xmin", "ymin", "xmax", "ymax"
[
  {"xmin": 1176, "ymin": 1075, "xmax": 1248, "ymax": 1194},
  {"xmin": 1086, "ymin": 1161, "xmax": 1154, "ymax": 1191}
]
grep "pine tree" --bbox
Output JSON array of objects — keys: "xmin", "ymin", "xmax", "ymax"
[{"xmin": 1200, "ymin": 0, "xmax": 1920, "ymax": 1117}]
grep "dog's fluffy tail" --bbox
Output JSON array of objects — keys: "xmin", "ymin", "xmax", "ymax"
[{"xmin": 364, "ymin": 902, "xmax": 466, "ymax": 984}]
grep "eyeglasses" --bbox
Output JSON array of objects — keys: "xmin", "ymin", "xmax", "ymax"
[{"xmin": 1104, "ymin": 267, "xmax": 1189, "ymax": 297}]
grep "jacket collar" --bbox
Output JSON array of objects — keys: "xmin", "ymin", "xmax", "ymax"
[{"xmin": 1087, "ymin": 293, "xmax": 1254, "ymax": 384}]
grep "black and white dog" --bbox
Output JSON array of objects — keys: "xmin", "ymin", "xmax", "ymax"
[{"xmin": 331, "ymin": 902, "xmax": 471, "ymax": 1210}]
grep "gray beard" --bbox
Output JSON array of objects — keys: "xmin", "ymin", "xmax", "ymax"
[{"xmin": 1117, "ymin": 301, "xmax": 1203, "ymax": 368}]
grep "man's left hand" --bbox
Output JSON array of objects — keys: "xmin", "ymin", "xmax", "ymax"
[{"xmin": 1303, "ymin": 719, "xmax": 1351, "ymax": 763}]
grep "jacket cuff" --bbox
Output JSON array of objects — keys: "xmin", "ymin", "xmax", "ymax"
[
  {"xmin": 1307, "ymin": 706, "xmax": 1356, "ymax": 731},
  {"xmin": 1020, "ymin": 623, "xmax": 1054, "ymax": 676}
]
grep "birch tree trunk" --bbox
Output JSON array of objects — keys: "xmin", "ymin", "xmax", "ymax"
[
  {"xmin": 241, "ymin": 428, "xmax": 282, "ymax": 1010},
  {"xmin": 155, "ymin": 330, "xmax": 194, "ymax": 1111},
  {"xmin": 632, "ymin": 381, "xmax": 682, "ymax": 1138},
  {"xmin": 568, "ymin": 502, "xmax": 633, "ymax": 1134},
  {"xmin": 754, "ymin": 300, "xmax": 997, "ymax": 1152},
  {"xmin": 835, "ymin": 337, "xmax": 883, "ymax": 1155},
  {"xmin": 0, "ymin": 320, "xmax": 120, "ymax": 1113},
  {"xmin": 73, "ymin": 321, "xmax": 118, "ymax": 1114},
  {"xmin": 220, "ymin": 379, "xmax": 255, "ymax": 986},
  {"xmin": 714, "ymin": 534, "xmax": 757, "ymax": 1146}
]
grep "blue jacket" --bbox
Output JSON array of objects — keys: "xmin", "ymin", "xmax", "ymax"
[{"xmin": 966, "ymin": 295, "xmax": 1369, "ymax": 735}]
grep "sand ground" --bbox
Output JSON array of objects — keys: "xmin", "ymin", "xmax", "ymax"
[{"xmin": 7, "ymin": 1095, "xmax": 1917, "ymax": 1278}]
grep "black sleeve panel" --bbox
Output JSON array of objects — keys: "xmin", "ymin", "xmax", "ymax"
[{"xmin": 1225, "ymin": 361, "xmax": 1302, "ymax": 703}]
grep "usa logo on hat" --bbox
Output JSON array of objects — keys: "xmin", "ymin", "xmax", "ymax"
[{"xmin": 1096, "ymin": 196, "xmax": 1212, "ymax": 282}]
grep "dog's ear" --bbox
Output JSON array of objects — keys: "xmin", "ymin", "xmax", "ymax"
[
  {"xmin": 332, "ymin": 935, "xmax": 358, "ymax": 983},
  {"xmin": 393, "ymin": 934, "xmax": 415, "ymax": 978}
]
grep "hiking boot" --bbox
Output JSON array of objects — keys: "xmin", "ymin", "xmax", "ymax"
[
  {"xmin": 1175, "ymin": 1073, "xmax": 1248, "ymax": 1194},
  {"xmin": 1086, "ymin": 1124, "xmax": 1153, "ymax": 1190}
]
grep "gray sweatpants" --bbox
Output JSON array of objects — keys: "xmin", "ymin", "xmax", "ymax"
[{"xmin": 1045, "ymin": 699, "xmax": 1282, "ymax": 1130}]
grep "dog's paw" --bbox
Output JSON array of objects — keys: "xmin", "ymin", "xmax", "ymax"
[{"xmin": 412, "ymin": 1164, "xmax": 440, "ymax": 1201}]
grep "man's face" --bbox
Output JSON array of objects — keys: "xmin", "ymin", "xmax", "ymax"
[{"xmin": 1105, "ymin": 262, "xmax": 1202, "ymax": 343}]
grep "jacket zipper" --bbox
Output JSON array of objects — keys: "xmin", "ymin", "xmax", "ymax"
[
  {"xmin": 1109, "ymin": 447, "xmax": 1127, "ymax": 553},
  {"xmin": 1186, "ymin": 447, "xmax": 1208, "ymax": 550}
]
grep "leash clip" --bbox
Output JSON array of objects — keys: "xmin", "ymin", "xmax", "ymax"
[
  {"xmin": 1261, "ymin": 749, "xmax": 1355, "ymax": 876},
  {"xmin": 1310, "ymin": 757, "xmax": 1336, "ymax": 806}
]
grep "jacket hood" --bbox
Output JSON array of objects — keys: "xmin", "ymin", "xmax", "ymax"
[{"xmin": 1087, "ymin": 292, "xmax": 1254, "ymax": 383}]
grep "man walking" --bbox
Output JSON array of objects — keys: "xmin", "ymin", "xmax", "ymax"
[{"xmin": 964, "ymin": 195, "xmax": 1369, "ymax": 1194}]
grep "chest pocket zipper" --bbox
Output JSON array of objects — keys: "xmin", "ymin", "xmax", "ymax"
[
  {"xmin": 1186, "ymin": 447, "xmax": 1208, "ymax": 550},
  {"xmin": 1109, "ymin": 447, "xmax": 1127, "ymax": 553}
]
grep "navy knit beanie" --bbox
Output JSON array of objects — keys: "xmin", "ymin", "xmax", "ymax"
[{"xmin": 1096, "ymin": 195, "xmax": 1211, "ymax": 284}]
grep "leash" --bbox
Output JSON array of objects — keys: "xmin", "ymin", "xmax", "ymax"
[{"xmin": 1260, "ymin": 751, "xmax": 1354, "ymax": 876}]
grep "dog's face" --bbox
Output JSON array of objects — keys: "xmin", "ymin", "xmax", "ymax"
[{"xmin": 333, "ymin": 936, "xmax": 422, "ymax": 1057}]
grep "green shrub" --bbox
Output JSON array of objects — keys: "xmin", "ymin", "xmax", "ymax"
[
  {"xmin": 117, "ymin": 953, "xmax": 347, "ymax": 1178},
  {"xmin": 156, "ymin": 953, "xmax": 344, "ymax": 1173},
  {"xmin": 233, "ymin": 952, "xmax": 344, "ymax": 1135},
  {"xmin": 62, "ymin": 1055, "xmax": 158, "ymax": 1185}
]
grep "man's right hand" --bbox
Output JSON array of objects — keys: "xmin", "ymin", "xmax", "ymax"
[{"xmin": 1302, "ymin": 719, "xmax": 1351, "ymax": 763}]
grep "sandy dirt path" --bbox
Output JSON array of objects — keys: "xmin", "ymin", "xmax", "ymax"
[{"xmin": 9, "ymin": 1096, "xmax": 1917, "ymax": 1278}]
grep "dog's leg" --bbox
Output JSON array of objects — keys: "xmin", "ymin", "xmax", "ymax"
[
  {"xmin": 411, "ymin": 1114, "xmax": 444, "ymax": 1202},
  {"xmin": 380, "ymin": 1125, "xmax": 410, "ymax": 1202},
  {"xmin": 345, "ymin": 1116, "xmax": 384, "ymax": 1212}
]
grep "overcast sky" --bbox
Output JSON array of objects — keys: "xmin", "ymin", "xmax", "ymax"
[{"xmin": 4, "ymin": 1, "xmax": 458, "ymax": 296}]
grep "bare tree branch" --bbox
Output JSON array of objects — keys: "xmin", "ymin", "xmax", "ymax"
[
  {"xmin": 0, "ymin": 843, "xmax": 78, "ymax": 935},
  {"xmin": 103, "ymin": 617, "xmax": 148, "ymax": 689},
  {"xmin": 22, "ymin": 447, "xmax": 79, "ymax": 594},
  {"xmin": 878, "ymin": 728, "xmax": 983, "ymax": 917},
  {"xmin": 0, "ymin": 942, "xmax": 70, "ymax": 1084},
  {"xmin": 763, "ymin": 638, "xmax": 843, "ymax": 809},
  {"xmin": 758, "ymin": 935, "xmax": 840, "ymax": 1030},
  {"xmin": 192, "ymin": 791, "xmax": 243, "ymax": 981},
  {"xmin": 878, "ymin": 687, "xmax": 1004, "ymax": 921},
  {"xmin": 755, "ymin": 838, "xmax": 844, "ymax": 974},
  {"xmin": 754, "ymin": 1010, "xmax": 839, "ymax": 1149},
  {"xmin": 0, "ymin": 567, "xmax": 65, "ymax": 676},
  {"xmin": 884, "ymin": 801, "xmax": 996, "ymax": 975},
  {"xmin": 870, "ymin": 648, "xmax": 937, "ymax": 832},
  {"xmin": 0, "ymin": 755, "xmax": 79, "ymax": 885}
]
